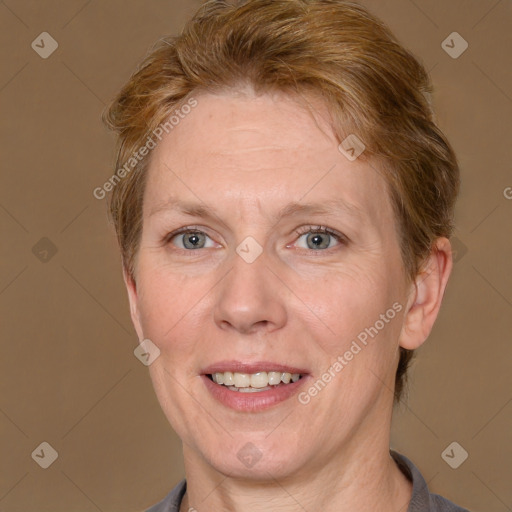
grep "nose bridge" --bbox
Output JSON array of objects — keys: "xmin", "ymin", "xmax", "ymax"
[
  {"xmin": 213, "ymin": 242, "xmax": 287, "ymax": 334},
  {"xmin": 231, "ymin": 247, "xmax": 266, "ymax": 289}
]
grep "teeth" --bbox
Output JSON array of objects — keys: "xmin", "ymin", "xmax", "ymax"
[
  {"xmin": 250, "ymin": 372, "xmax": 269, "ymax": 388},
  {"xmin": 237, "ymin": 386, "xmax": 272, "ymax": 393},
  {"xmin": 268, "ymin": 371, "xmax": 282, "ymax": 385},
  {"xmin": 211, "ymin": 371, "xmax": 302, "ymax": 389},
  {"xmin": 234, "ymin": 373, "xmax": 250, "ymax": 387}
]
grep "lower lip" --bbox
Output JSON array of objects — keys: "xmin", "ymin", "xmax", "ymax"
[{"xmin": 201, "ymin": 375, "xmax": 309, "ymax": 412}]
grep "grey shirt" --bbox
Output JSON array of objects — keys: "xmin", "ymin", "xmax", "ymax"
[{"xmin": 146, "ymin": 450, "xmax": 470, "ymax": 512}]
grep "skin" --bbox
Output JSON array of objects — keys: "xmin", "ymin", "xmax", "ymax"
[{"xmin": 125, "ymin": 88, "xmax": 453, "ymax": 512}]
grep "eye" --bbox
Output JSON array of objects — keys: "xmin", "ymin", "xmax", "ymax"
[
  {"xmin": 165, "ymin": 226, "xmax": 346, "ymax": 252},
  {"xmin": 167, "ymin": 228, "xmax": 217, "ymax": 250},
  {"xmin": 293, "ymin": 226, "xmax": 345, "ymax": 251}
]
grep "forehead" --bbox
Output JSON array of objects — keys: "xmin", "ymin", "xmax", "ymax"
[{"xmin": 144, "ymin": 90, "xmax": 392, "ymax": 226}]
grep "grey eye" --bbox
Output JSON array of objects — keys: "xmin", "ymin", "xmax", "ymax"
[
  {"xmin": 296, "ymin": 231, "xmax": 339, "ymax": 250},
  {"xmin": 307, "ymin": 233, "xmax": 330, "ymax": 250},
  {"xmin": 171, "ymin": 231, "xmax": 215, "ymax": 250},
  {"xmin": 182, "ymin": 232, "xmax": 206, "ymax": 249}
]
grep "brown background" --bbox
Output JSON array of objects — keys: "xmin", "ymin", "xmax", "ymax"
[{"xmin": 1, "ymin": 1, "xmax": 511, "ymax": 511}]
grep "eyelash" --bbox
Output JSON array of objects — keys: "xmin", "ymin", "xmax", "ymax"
[
  {"xmin": 293, "ymin": 225, "xmax": 346, "ymax": 249},
  {"xmin": 165, "ymin": 225, "xmax": 346, "ymax": 253}
]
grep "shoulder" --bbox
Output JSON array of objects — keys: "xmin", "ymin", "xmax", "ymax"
[
  {"xmin": 430, "ymin": 492, "xmax": 472, "ymax": 512},
  {"xmin": 145, "ymin": 479, "xmax": 187, "ymax": 512},
  {"xmin": 391, "ymin": 450, "xmax": 472, "ymax": 512}
]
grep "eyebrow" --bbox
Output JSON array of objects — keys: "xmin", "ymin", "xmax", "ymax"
[{"xmin": 148, "ymin": 197, "xmax": 364, "ymax": 223}]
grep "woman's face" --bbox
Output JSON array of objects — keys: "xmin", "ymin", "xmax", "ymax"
[{"xmin": 127, "ymin": 89, "xmax": 413, "ymax": 479}]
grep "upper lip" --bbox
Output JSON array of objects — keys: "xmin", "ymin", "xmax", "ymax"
[{"xmin": 201, "ymin": 360, "xmax": 309, "ymax": 375}]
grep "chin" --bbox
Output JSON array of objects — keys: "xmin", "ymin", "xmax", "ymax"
[
  {"xmin": 212, "ymin": 454, "xmax": 301, "ymax": 482},
  {"xmin": 198, "ymin": 434, "xmax": 306, "ymax": 481}
]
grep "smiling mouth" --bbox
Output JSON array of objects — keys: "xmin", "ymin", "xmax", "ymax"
[{"xmin": 207, "ymin": 371, "xmax": 303, "ymax": 393}]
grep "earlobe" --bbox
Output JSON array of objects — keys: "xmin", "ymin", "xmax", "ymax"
[
  {"xmin": 123, "ymin": 268, "xmax": 144, "ymax": 341},
  {"xmin": 399, "ymin": 237, "xmax": 453, "ymax": 350}
]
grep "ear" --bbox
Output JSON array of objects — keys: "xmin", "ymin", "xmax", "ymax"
[
  {"xmin": 123, "ymin": 267, "xmax": 144, "ymax": 341},
  {"xmin": 399, "ymin": 237, "xmax": 453, "ymax": 350}
]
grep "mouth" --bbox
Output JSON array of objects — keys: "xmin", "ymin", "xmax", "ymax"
[
  {"xmin": 206, "ymin": 371, "xmax": 304, "ymax": 393},
  {"xmin": 201, "ymin": 362, "xmax": 309, "ymax": 411}
]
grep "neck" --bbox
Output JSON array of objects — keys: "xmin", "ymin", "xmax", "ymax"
[
  {"xmin": 181, "ymin": 449, "xmax": 411, "ymax": 512},
  {"xmin": 180, "ymin": 418, "xmax": 412, "ymax": 512}
]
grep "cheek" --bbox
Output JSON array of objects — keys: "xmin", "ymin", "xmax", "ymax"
[
  {"xmin": 317, "ymin": 267, "xmax": 393, "ymax": 339},
  {"xmin": 135, "ymin": 265, "xmax": 198, "ymax": 343},
  {"xmin": 310, "ymin": 265, "xmax": 403, "ymax": 395}
]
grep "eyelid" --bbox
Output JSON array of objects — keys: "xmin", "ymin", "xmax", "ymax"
[
  {"xmin": 294, "ymin": 225, "xmax": 346, "ymax": 239},
  {"xmin": 292, "ymin": 225, "xmax": 347, "ymax": 250},
  {"xmin": 165, "ymin": 225, "xmax": 205, "ymax": 241}
]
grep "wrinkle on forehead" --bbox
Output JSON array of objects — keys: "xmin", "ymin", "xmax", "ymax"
[{"xmin": 145, "ymin": 90, "xmax": 395, "ymax": 240}]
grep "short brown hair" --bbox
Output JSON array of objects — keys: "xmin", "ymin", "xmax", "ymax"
[{"xmin": 103, "ymin": 0, "xmax": 460, "ymax": 402}]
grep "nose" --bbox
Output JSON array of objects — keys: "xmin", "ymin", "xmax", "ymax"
[{"xmin": 213, "ymin": 247, "xmax": 287, "ymax": 335}]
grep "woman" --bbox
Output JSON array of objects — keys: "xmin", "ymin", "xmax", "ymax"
[{"xmin": 103, "ymin": 1, "xmax": 469, "ymax": 510}]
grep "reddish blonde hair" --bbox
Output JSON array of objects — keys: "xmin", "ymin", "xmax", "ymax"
[{"xmin": 103, "ymin": 0, "xmax": 460, "ymax": 402}]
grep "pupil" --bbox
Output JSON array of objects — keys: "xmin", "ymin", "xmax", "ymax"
[
  {"xmin": 309, "ymin": 233, "xmax": 328, "ymax": 249},
  {"xmin": 185, "ymin": 232, "xmax": 203, "ymax": 249}
]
